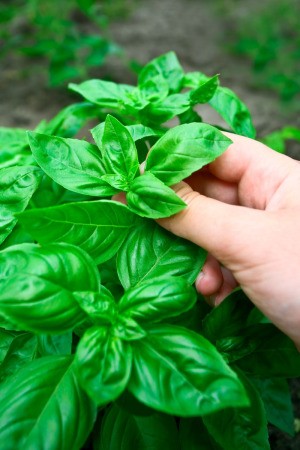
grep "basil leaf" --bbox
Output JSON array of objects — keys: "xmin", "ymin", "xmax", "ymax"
[
  {"xmin": 31, "ymin": 173, "xmax": 91, "ymax": 208},
  {"xmin": 0, "ymin": 243, "xmax": 100, "ymax": 333},
  {"xmin": 37, "ymin": 102, "xmax": 102, "ymax": 138},
  {"xmin": 28, "ymin": 132, "xmax": 116, "ymax": 196},
  {"xmin": 189, "ymin": 74, "xmax": 219, "ymax": 104},
  {"xmin": 183, "ymin": 71, "xmax": 256, "ymax": 138},
  {"xmin": 126, "ymin": 124, "xmax": 164, "ymax": 142},
  {"xmin": 202, "ymin": 288, "xmax": 254, "ymax": 343},
  {"xmin": 75, "ymin": 326, "xmax": 132, "ymax": 405},
  {"xmin": 0, "ymin": 127, "xmax": 33, "ymax": 169},
  {"xmin": 0, "ymin": 356, "xmax": 96, "ymax": 449},
  {"xmin": 0, "ymin": 332, "xmax": 38, "ymax": 384},
  {"xmin": 127, "ymin": 172, "xmax": 186, "ymax": 219},
  {"xmin": 102, "ymin": 115, "xmax": 139, "ymax": 182},
  {"xmin": 119, "ymin": 276, "xmax": 197, "ymax": 323},
  {"xmin": 139, "ymin": 75, "xmax": 170, "ymax": 102},
  {"xmin": 73, "ymin": 288, "xmax": 116, "ymax": 324},
  {"xmin": 69, "ymin": 79, "xmax": 134, "ymax": 108},
  {"xmin": 203, "ymin": 370, "xmax": 270, "ymax": 450},
  {"xmin": 128, "ymin": 324, "xmax": 249, "ymax": 416},
  {"xmin": 141, "ymin": 93, "xmax": 190, "ymax": 124},
  {"xmin": 117, "ymin": 221, "xmax": 206, "ymax": 289},
  {"xmin": 179, "ymin": 418, "xmax": 222, "ymax": 450},
  {"xmin": 37, "ymin": 333, "xmax": 72, "ymax": 356},
  {"xmin": 97, "ymin": 404, "xmax": 180, "ymax": 450},
  {"xmin": 138, "ymin": 52, "xmax": 184, "ymax": 94},
  {"xmin": 251, "ymin": 377, "xmax": 294, "ymax": 436},
  {"xmin": 18, "ymin": 200, "xmax": 140, "ymax": 264},
  {"xmin": 145, "ymin": 123, "xmax": 232, "ymax": 185},
  {"xmin": 209, "ymin": 87, "xmax": 256, "ymax": 138},
  {"xmin": 237, "ymin": 327, "xmax": 300, "ymax": 377},
  {"xmin": 113, "ymin": 316, "xmax": 147, "ymax": 341},
  {"xmin": 0, "ymin": 165, "xmax": 42, "ymax": 245},
  {"xmin": 92, "ymin": 122, "xmax": 163, "ymax": 154}
]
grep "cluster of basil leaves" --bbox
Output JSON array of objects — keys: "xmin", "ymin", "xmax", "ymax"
[{"xmin": 0, "ymin": 52, "xmax": 299, "ymax": 450}]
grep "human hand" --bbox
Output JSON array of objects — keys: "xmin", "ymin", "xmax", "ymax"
[{"xmin": 157, "ymin": 133, "xmax": 300, "ymax": 347}]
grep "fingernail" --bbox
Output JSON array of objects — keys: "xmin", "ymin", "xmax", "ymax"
[
  {"xmin": 195, "ymin": 271, "xmax": 205, "ymax": 291},
  {"xmin": 140, "ymin": 161, "xmax": 146, "ymax": 174}
]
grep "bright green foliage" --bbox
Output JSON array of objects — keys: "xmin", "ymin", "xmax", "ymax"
[
  {"xmin": 0, "ymin": 52, "xmax": 297, "ymax": 449},
  {"xmin": 0, "ymin": 0, "xmax": 121, "ymax": 86}
]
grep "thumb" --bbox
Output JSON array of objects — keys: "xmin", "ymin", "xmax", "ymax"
[{"xmin": 157, "ymin": 181, "xmax": 270, "ymax": 268}]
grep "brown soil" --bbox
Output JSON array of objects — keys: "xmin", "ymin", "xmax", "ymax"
[{"xmin": 1, "ymin": 0, "xmax": 300, "ymax": 448}]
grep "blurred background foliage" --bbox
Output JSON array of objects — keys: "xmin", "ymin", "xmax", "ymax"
[
  {"xmin": 0, "ymin": 0, "xmax": 137, "ymax": 86},
  {"xmin": 216, "ymin": 0, "xmax": 300, "ymax": 107}
]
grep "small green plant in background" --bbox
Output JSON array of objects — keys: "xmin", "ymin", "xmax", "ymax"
[
  {"xmin": 0, "ymin": 52, "xmax": 299, "ymax": 449},
  {"xmin": 0, "ymin": 0, "xmax": 122, "ymax": 86},
  {"xmin": 216, "ymin": 0, "xmax": 300, "ymax": 106}
]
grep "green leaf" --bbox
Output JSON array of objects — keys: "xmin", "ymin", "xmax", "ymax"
[
  {"xmin": 237, "ymin": 326, "xmax": 300, "ymax": 377},
  {"xmin": 0, "ymin": 355, "xmax": 97, "ymax": 449},
  {"xmin": 139, "ymin": 74, "xmax": 170, "ymax": 102},
  {"xmin": 0, "ymin": 165, "xmax": 42, "ymax": 245},
  {"xmin": 0, "ymin": 127, "xmax": 33, "ymax": 169},
  {"xmin": 138, "ymin": 52, "xmax": 184, "ymax": 94},
  {"xmin": 0, "ymin": 333, "xmax": 37, "ymax": 384},
  {"xmin": 73, "ymin": 288, "xmax": 116, "ymax": 325},
  {"xmin": 128, "ymin": 324, "xmax": 249, "ymax": 416},
  {"xmin": 145, "ymin": 123, "xmax": 232, "ymax": 185},
  {"xmin": 102, "ymin": 115, "xmax": 139, "ymax": 182},
  {"xmin": 251, "ymin": 377, "xmax": 294, "ymax": 436},
  {"xmin": 117, "ymin": 221, "xmax": 206, "ymax": 289},
  {"xmin": 18, "ymin": 200, "xmax": 140, "ymax": 264},
  {"xmin": 37, "ymin": 333, "xmax": 72, "ymax": 356},
  {"xmin": 119, "ymin": 276, "xmax": 197, "ymax": 323},
  {"xmin": 203, "ymin": 370, "xmax": 270, "ymax": 450},
  {"xmin": 75, "ymin": 326, "xmax": 132, "ymax": 405},
  {"xmin": 141, "ymin": 93, "xmax": 190, "ymax": 124},
  {"xmin": 179, "ymin": 418, "xmax": 222, "ymax": 450},
  {"xmin": 202, "ymin": 288, "xmax": 254, "ymax": 343},
  {"xmin": 69, "ymin": 79, "xmax": 134, "ymax": 108},
  {"xmin": 126, "ymin": 124, "xmax": 164, "ymax": 141},
  {"xmin": 0, "ymin": 243, "xmax": 100, "ymax": 333},
  {"xmin": 97, "ymin": 404, "xmax": 180, "ymax": 450},
  {"xmin": 189, "ymin": 74, "xmax": 219, "ymax": 104},
  {"xmin": 183, "ymin": 72, "xmax": 256, "ymax": 138},
  {"xmin": 37, "ymin": 102, "xmax": 102, "ymax": 138},
  {"xmin": 209, "ymin": 87, "xmax": 256, "ymax": 138},
  {"xmin": 28, "ymin": 132, "xmax": 116, "ymax": 196},
  {"xmin": 127, "ymin": 172, "xmax": 186, "ymax": 219}
]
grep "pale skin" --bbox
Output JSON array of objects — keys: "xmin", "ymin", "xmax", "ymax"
[{"xmin": 157, "ymin": 133, "xmax": 300, "ymax": 348}]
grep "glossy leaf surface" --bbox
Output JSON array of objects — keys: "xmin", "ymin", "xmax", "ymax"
[
  {"xmin": 28, "ymin": 132, "xmax": 116, "ymax": 196},
  {"xmin": 127, "ymin": 172, "xmax": 186, "ymax": 218},
  {"xmin": 128, "ymin": 325, "xmax": 248, "ymax": 416},
  {"xmin": 0, "ymin": 243, "xmax": 99, "ymax": 333},
  {"xmin": 69, "ymin": 79, "xmax": 134, "ymax": 108},
  {"xmin": 203, "ymin": 371, "xmax": 270, "ymax": 450},
  {"xmin": 0, "ymin": 165, "xmax": 42, "ymax": 244},
  {"xmin": 117, "ymin": 221, "xmax": 206, "ymax": 289},
  {"xmin": 145, "ymin": 123, "xmax": 232, "ymax": 185},
  {"xmin": 102, "ymin": 115, "xmax": 139, "ymax": 182},
  {"xmin": 119, "ymin": 276, "xmax": 197, "ymax": 323},
  {"xmin": 209, "ymin": 86, "xmax": 256, "ymax": 138},
  {"xmin": 0, "ymin": 356, "xmax": 96, "ymax": 449},
  {"xmin": 75, "ymin": 326, "xmax": 132, "ymax": 405},
  {"xmin": 0, "ymin": 332, "xmax": 38, "ymax": 384},
  {"xmin": 138, "ymin": 52, "xmax": 184, "ymax": 94},
  {"xmin": 97, "ymin": 404, "xmax": 180, "ymax": 450},
  {"xmin": 18, "ymin": 200, "xmax": 139, "ymax": 264}
]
